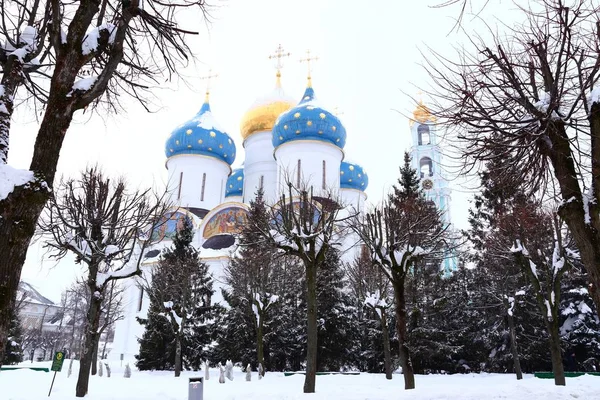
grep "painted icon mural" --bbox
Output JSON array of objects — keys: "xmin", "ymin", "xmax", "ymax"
[
  {"xmin": 271, "ymin": 200, "xmax": 322, "ymax": 227},
  {"xmin": 151, "ymin": 211, "xmax": 192, "ymax": 243},
  {"xmin": 202, "ymin": 205, "xmax": 248, "ymax": 239}
]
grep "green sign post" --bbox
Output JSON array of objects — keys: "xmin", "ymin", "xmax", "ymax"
[{"xmin": 48, "ymin": 351, "xmax": 65, "ymax": 397}]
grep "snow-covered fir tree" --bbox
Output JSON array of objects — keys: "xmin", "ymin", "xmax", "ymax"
[
  {"xmin": 314, "ymin": 248, "xmax": 361, "ymax": 371},
  {"xmin": 2, "ymin": 307, "xmax": 23, "ymax": 365},
  {"xmin": 137, "ymin": 217, "xmax": 217, "ymax": 375},
  {"xmin": 217, "ymin": 189, "xmax": 280, "ymax": 372}
]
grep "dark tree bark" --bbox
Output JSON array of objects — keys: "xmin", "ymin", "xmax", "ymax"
[
  {"xmin": 393, "ymin": 279, "xmax": 414, "ymax": 389},
  {"xmin": 504, "ymin": 297, "xmax": 523, "ymax": 380},
  {"xmin": 381, "ymin": 311, "xmax": 392, "ymax": 380},
  {"xmin": 304, "ymin": 263, "xmax": 318, "ymax": 393},
  {"xmin": 257, "ymin": 316, "xmax": 265, "ymax": 375},
  {"xmin": 76, "ymin": 292, "xmax": 102, "ymax": 396}
]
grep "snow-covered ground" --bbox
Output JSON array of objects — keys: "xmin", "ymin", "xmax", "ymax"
[{"xmin": 2, "ymin": 361, "xmax": 600, "ymax": 399}]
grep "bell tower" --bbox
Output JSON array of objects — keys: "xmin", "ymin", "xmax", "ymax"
[
  {"xmin": 409, "ymin": 98, "xmax": 456, "ymax": 275},
  {"xmin": 409, "ymin": 99, "xmax": 452, "ymax": 225}
]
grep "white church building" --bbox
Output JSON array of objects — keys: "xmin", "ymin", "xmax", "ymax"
[{"xmin": 110, "ymin": 60, "xmax": 371, "ymax": 362}]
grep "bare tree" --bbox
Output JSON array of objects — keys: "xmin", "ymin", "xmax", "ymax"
[
  {"xmin": 510, "ymin": 211, "xmax": 572, "ymax": 386},
  {"xmin": 38, "ymin": 166, "xmax": 168, "ymax": 397},
  {"xmin": 352, "ymin": 169, "xmax": 448, "ymax": 390},
  {"xmin": 249, "ymin": 181, "xmax": 350, "ymax": 393},
  {"xmin": 424, "ymin": 0, "xmax": 600, "ymax": 316},
  {"xmin": 346, "ymin": 248, "xmax": 394, "ymax": 380},
  {"xmin": 0, "ymin": 0, "xmax": 211, "ymax": 366}
]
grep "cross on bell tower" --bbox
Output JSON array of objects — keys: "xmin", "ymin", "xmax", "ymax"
[{"xmin": 299, "ymin": 49, "xmax": 319, "ymax": 87}]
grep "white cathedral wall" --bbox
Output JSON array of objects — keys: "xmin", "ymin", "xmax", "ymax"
[
  {"xmin": 202, "ymin": 257, "xmax": 230, "ymax": 306},
  {"xmin": 274, "ymin": 141, "xmax": 343, "ymax": 197},
  {"xmin": 339, "ymin": 188, "xmax": 367, "ymax": 264},
  {"xmin": 166, "ymin": 155, "xmax": 230, "ymax": 211},
  {"xmin": 243, "ymin": 131, "xmax": 278, "ymax": 203},
  {"xmin": 108, "ymin": 267, "xmax": 152, "ymax": 363},
  {"xmin": 224, "ymin": 195, "xmax": 243, "ymax": 203}
]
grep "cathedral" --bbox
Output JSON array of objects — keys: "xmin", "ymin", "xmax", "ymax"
[
  {"xmin": 110, "ymin": 48, "xmax": 370, "ymax": 362},
  {"xmin": 110, "ymin": 49, "xmax": 452, "ymax": 362}
]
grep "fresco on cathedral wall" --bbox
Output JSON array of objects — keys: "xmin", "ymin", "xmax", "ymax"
[
  {"xmin": 150, "ymin": 211, "xmax": 192, "ymax": 243},
  {"xmin": 202, "ymin": 206, "xmax": 248, "ymax": 239}
]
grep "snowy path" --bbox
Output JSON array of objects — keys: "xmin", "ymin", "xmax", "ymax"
[{"xmin": 2, "ymin": 362, "xmax": 599, "ymax": 399}]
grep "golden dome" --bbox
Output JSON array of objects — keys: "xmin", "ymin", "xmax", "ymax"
[
  {"xmin": 240, "ymin": 74, "xmax": 295, "ymax": 141},
  {"xmin": 411, "ymin": 100, "xmax": 437, "ymax": 126}
]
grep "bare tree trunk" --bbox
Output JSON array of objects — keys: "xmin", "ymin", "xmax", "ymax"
[
  {"xmin": 0, "ymin": 94, "xmax": 76, "ymax": 366},
  {"xmin": 393, "ymin": 279, "xmax": 415, "ymax": 390},
  {"xmin": 547, "ymin": 122, "xmax": 600, "ymax": 317},
  {"xmin": 0, "ymin": 54, "xmax": 23, "ymax": 164},
  {"xmin": 548, "ymin": 321, "xmax": 566, "ymax": 386},
  {"xmin": 174, "ymin": 334, "xmax": 182, "ymax": 378},
  {"xmin": 507, "ymin": 311, "xmax": 523, "ymax": 380},
  {"xmin": 75, "ymin": 292, "xmax": 103, "ymax": 397},
  {"xmin": 381, "ymin": 311, "xmax": 392, "ymax": 380},
  {"xmin": 303, "ymin": 263, "xmax": 318, "ymax": 393},
  {"xmin": 91, "ymin": 340, "xmax": 99, "ymax": 376},
  {"xmin": 257, "ymin": 317, "xmax": 265, "ymax": 376}
]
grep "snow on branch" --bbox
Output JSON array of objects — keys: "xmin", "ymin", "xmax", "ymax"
[
  {"xmin": 81, "ymin": 24, "xmax": 117, "ymax": 56},
  {"xmin": 0, "ymin": 164, "xmax": 36, "ymax": 201}
]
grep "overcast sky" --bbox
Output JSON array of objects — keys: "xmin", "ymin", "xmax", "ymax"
[{"xmin": 11, "ymin": 0, "xmax": 516, "ymax": 302}]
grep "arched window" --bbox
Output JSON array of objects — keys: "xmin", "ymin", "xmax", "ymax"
[
  {"xmin": 417, "ymin": 124, "xmax": 431, "ymax": 146},
  {"xmin": 420, "ymin": 157, "xmax": 433, "ymax": 178}
]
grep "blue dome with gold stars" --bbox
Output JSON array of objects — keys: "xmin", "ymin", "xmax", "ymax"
[
  {"xmin": 225, "ymin": 168, "xmax": 244, "ymax": 198},
  {"xmin": 340, "ymin": 161, "xmax": 368, "ymax": 191},
  {"xmin": 165, "ymin": 99, "xmax": 236, "ymax": 165},
  {"xmin": 272, "ymin": 86, "xmax": 346, "ymax": 149}
]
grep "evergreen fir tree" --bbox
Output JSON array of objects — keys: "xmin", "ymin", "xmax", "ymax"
[
  {"xmin": 184, "ymin": 259, "xmax": 219, "ymax": 370},
  {"xmin": 215, "ymin": 188, "xmax": 282, "ymax": 371},
  {"xmin": 2, "ymin": 307, "xmax": 23, "ymax": 365},
  {"xmin": 559, "ymin": 265, "xmax": 600, "ymax": 372},
  {"xmin": 135, "ymin": 301, "xmax": 176, "ymax": 370},
  {"xmin": 390, "ymin": 152, "xmax": 421, "ymax": 204},
  {"xmin": 137, "ymin": 216, "xmax": 216, "ymax": 374},
  {"xmin": 266, "ymin": 256, "xmax": 306, "ymax": 371},
  {"xmin": 314, "ymin": 248, "xmax": 361, "ymax": 371}
]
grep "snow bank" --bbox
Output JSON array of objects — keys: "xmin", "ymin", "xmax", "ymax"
[
  {"xmin": 2, "ymin": 363, "xmax": 600, "ymax": 400},
  {"xmin": 0, "ymin": 164, "xmax": 35, "ymax": 201}
]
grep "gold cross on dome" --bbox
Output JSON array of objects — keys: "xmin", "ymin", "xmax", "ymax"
[
  {"xmin": 299, "ymin": 49, "xmax": 319, "ymax": 84},
  {"xmin": 269, "ymin": 44, "xmax": 291, "ymax": 77},
  {"xmin": 200, "ymin": 69, "xmax": 219, "ymax": 102}
]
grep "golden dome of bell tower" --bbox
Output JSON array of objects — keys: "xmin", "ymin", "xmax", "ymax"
[
  {"xmin": 410, "ymin": 92, "xmax": 437, "ymax": 127},
  {"xmin": 239, "ymin": 45, "xmax": 295, "ymax": 142}
]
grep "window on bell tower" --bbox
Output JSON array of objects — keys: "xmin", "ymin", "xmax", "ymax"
[
  {"xmin": 417, "ymin": 124, "xmax": 431, "ymax": 146},
  {"xmin": 420, "ymin": 157, "xmax": 433, "ymax": 178}
]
